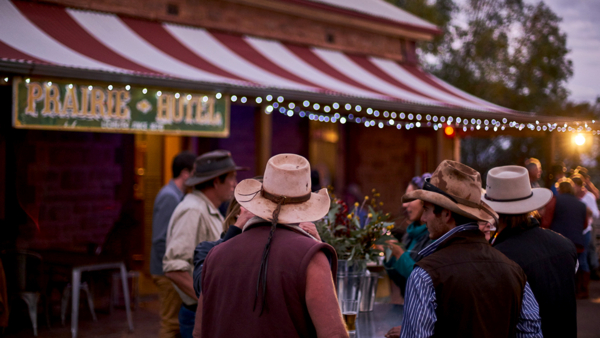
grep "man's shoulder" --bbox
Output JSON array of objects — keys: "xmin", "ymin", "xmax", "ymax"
[
  {"xmin": 495, "ymin": 227, "xmax": 577, "ymax": 263},
  {"xmin": 155, "ymin": 183, "xmax": 180, "ymax": 202},
  {"xmin": 177, "ymin": 193, "xmax": 205, "ymax": 209},
  {"xmin": 534, "ymin": 227, "xmax": 578, "ymax": 254}
]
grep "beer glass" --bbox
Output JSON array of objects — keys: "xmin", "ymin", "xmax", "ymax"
[{"xmin": 341, "ymin": 299, "xmax": 359, "ymax": 334}]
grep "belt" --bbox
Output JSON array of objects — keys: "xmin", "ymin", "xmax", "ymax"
[{"xmin": 182, "ymin": 302, "xmax": 197, "ymax": 312}]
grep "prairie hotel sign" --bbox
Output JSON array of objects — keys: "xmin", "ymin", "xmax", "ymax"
[{"xmin": 12, "ymin": 77, "xmax": 230, "ymax": 137}]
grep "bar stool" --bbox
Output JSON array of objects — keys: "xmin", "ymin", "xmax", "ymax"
[
  {"xmin": 110, "ymin": 271, "xmax": 140, "ymax": 311},
  {"xmin": 60, "ymin": 282, "xmax": 97, "ymax": 326}
]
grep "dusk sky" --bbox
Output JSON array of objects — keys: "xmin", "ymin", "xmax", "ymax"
[{"xmin": 539, "ymin": 0, "xmax": 600, "ymax": 104}]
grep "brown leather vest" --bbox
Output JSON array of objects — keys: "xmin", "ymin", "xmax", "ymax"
[
  {"xmin": 416, "ymin": 230, "xmax": 527, "ymax": 338},
  {"xmin": 201, "ymin": 223, "xmax": 337, "ymax": 338}
]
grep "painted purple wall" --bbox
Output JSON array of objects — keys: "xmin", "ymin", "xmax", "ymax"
[
  {"xmin": 271, "ymin": 111, "xmax": 309, "ymax": 157},
  {"xmin": 217, "ymin": 104, "xmax": 257, "ymax": 181}
]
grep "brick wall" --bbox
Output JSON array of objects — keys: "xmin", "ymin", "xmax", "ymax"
[
  {"xmin": 9, "ymin": 130, "xmax": 134, "ymax": 251},
  {"xmin": 32, "ymin": 0, "xmax": 410, "ymax": 61},
  {"xmin": 345, "ymin": 123, "xmax": 437, "ymax": 219}
]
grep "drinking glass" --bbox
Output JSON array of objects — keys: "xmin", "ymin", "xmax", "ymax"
[{"xmin": 341, "ymin": 299, "xmax": 360, "ymax": 333}]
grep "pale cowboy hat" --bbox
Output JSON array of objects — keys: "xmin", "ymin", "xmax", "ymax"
[
  {"xmin": 403, "ymin": 160, "xmax": 498, "ymax": 223},
  {"xmin": 481, "ymin": 165, "xmax": 553, "ymax": 214},
  {"xmin": 235, "ymin": 154, "xmax": 330, "ymax": 316},
  {"xmin": 185, "ymin": 150, "xmax": 248, "ymax": 187},
  {"xmin": 234, "ymin": 153, "xmax": 330, "ymax": 224}
]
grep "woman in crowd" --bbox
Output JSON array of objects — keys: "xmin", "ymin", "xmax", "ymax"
[
  {"xmin": 382, "ymin": 174, "xmax": 433, "ymax": 296},
  {"xmin": 571, "ymin": 174, "xmax": 597, "ymax": 298},
  {"xmin": 478, "ymin": 220, "xmax": 496, "ymax": 241},
  {"xmin": 549, "ymin": 178, "xmax": 591, "ymax": 298}
]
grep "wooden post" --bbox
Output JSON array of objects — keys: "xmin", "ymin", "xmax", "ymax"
[
  {"xmin": 163, "ymin": 136, "xmax": 182, "ymax": 186},
  {"xmin": 335, "ymin": 122, "xmax": 346, "ymax": 196},
  {"xmin": 436, "ymin": 129, "xmax": 444, "ymax": 166},
  {"xmin": 255, "ymin": 104, "xmax": 272, "ymax": 175},
  {"xmin": 454, "ymin": 134, "xmax": 461, "ymax": 162}
]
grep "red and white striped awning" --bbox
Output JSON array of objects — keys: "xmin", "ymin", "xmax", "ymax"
[{"xmin": 0, "ymin": 0, "xmax": 518, "ymax": 116}]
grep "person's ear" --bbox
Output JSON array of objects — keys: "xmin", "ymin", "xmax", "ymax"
[
  {"xmin": 180, "ymin": 168, "xmax": 191, "ymax": 180},
  {"xmin": 443, "ymin": 209, "xmax": 452, "ymax": 223}
]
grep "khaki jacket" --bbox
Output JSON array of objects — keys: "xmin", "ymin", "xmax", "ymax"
[{"xmin": 163, "ymin": 190, "xmax": 224, "ymax": 305}]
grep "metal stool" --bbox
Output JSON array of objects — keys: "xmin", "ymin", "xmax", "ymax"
[
  {"xmin": 110, "ymin": 271, "xmax": 140, "ymax": 311},
  {"xmin": 60, "ymin": 282, "xmax": 97, "ymax": 326}
]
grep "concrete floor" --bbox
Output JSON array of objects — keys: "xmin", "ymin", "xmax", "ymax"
[
  {"xmin": 3, "ymin": 280, "xmax": 600, "ymax": 337},
  {"xmin": 577, "ymin": 278, "xmax": 600, "ymax": 338}
]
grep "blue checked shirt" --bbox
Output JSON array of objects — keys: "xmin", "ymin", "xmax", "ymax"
[{"xmin": 400, "ymin": 224, "xmax": 542, "ymax": 338}]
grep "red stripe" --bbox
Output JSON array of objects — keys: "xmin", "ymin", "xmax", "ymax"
[
  {"xmin": 416, "ymin": 69, "xmax": 509, "ymax": 112},
  {"xmin": 346, "ymin": 54, "xmax": 442, "ymax": 102},
  {"xmin": 13, "ymin": 1, "xmax": 157, "ymax": 75},
  {"xmin": 120, "ymin": 18, "xmax": 250, "ymax": 83},
  {"xmin": 284, "ymin": 43, "xmax": 390, "ymax": 97},
  {"xmin": 0, "ymin": 40, "xmax": 48, "ymax": 64},
  {"xmin": 401, "ymin": 64, "xmax": 486, "ymax": 106},
  {"xmin": 209, "ymin": 31, "xmax": 326, "ymax": 91}
]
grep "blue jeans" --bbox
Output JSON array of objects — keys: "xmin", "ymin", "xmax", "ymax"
[
  {"xmin": 178, "ymin": 304, "xmax": 196, "ymax": 338},
  {"xmin": 579, "ymin": 231, "xmax": 592, "ymax": 273}
]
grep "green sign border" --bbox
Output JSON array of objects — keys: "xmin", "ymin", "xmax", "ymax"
[{"xmin": 12, "ymin": 77, "xmax": 230, "ymax": 138}]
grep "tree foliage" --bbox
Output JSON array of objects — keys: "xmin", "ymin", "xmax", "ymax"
[{"xmin": 391, "ymin": 0, "xmax": 575, "ymax": 116}]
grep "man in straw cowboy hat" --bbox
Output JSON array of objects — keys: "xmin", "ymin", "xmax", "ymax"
[
  {"xmin": 483, "ymin": 165, "xmax": 577, "ymax": 338},
  {"xmin": 195, "ymin": 154, "xmax": 348, "ymax": 338},
  {"xmin": 386, "ymin": 160, "xmax": 542, "ymax": 338},
  {"xmin": 163, "ymin": 150, "xmax": 247, "ymax": 338}
]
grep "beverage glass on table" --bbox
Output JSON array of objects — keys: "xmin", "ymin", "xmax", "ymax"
[{"xmin": 341, "ymin": 299, "xmax": 359, "ymax": 333}]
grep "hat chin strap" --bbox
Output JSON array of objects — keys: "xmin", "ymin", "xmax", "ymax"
[{"xmin": 253, "ymin": 188, "xmax": 311, "ymax": 316}]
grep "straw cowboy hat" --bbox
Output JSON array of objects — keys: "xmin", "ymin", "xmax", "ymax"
[
  {"xmin": 481, "ymin": 165, "xmax": 553, "ymax": 214},
  {"xmin": 403, "ymin": 160, "xmax": 498, "ymax": 223},
  {"xmin": 234, "ymin": 153, "xmax": 330, "ymax": 224},
  {"xmin": 185, "ymin": 150, "xmax": 247, "ymax": 186}
]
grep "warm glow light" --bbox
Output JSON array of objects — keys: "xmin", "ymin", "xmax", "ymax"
[
  {"xmin": 444, "ymin": 126, "xmax": 455, "ymax": 137},
  {"xmin": 574, "ymin": 134, "xmax": 586, "ymax": 146}
]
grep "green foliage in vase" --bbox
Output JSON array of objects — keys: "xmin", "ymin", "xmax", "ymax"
[{"xmin": 316, "ymin": 190, "xmax": 395, "ymax": 262}]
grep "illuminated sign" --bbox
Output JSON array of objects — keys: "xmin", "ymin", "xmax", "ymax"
[{"xmin": 12, "ymin": 77, "xmax": 230, "ymax": 137}]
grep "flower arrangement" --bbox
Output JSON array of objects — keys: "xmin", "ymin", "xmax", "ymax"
[{"xmin": 316, "ymin": 189, "xmax": 395, "ymax": 262}]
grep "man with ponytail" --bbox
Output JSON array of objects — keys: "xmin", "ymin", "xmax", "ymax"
[{"xmin": 195, "ymin": 154, "xmax": 348, "ymax": 338}]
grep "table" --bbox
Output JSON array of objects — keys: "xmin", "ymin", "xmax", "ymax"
[
  {"xmin": 355, "ymin": 303, "xmax": 403, "ymax": 338},
  {"xmin": 40, "ymin": 251, "xmax": 134, "ymax": 338}
]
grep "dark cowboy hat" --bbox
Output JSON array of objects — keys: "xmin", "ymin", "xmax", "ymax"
[
  {"xmin": 185, "ymin": 150, "xmax": 248, "ymax": 187},
  {"xmin": 403, "ymin": 160, "xmax": 498, "ymax": 223}
]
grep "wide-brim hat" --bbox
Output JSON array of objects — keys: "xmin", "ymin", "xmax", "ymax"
[
  {"xmin": 185, "ymin": 150, "xmax": 248, "ymax": 186},
  {"xmin": 481, "ymin": 165, "xmax": 552, "ymax": 215},
  {"xmin": 403, "ymin": 160, "xmax": 498, "ymax": 223},
  {"xmin": 234, "ymin": 154, "xmax": 330, "ymax": 224}
]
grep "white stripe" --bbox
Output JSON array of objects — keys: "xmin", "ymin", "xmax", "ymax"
[
  {"xmin": 0, "ymin": 0, "xmax": 124, "ymax": 72},
  {"xmin": 312, "ymin": 48, "xmax": 444, "ymax": 105},
  {"xmin": 425, "ymin": 74, "xmax": 514, "ymax": 113},
  {"xmin": 244, "ymin": 37, "xmax": 384, "ymax": 99},
  {"xmin": 164, "ymin": 24, "xmax": 315, "ymax": 91},
  {"xmin": 67, "ymin": 9, "xmax": 234, "ymax": 84},
  {"xmin": 369, "ymin": 57, "xmax": 494, "ymax": 111}
]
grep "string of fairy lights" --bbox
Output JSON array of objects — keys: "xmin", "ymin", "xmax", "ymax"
[
  {"xmin": 228, "ymin": 93, "xmax": 598, "ymax": 135},
  {"xmin": 10, "ymin": 76, "xmax": 595, "ymax": 135}
]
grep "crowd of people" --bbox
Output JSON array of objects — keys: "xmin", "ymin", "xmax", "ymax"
[{"xmin": 148, "ymin": 150, "xmax": 597, "ymax": 338}]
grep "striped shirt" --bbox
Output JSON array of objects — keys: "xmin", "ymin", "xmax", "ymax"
[{"xmin": 400, "ymin": 224, "xmax": 543, "ymax": 338}]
